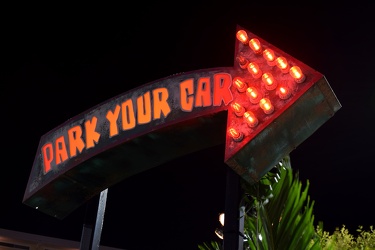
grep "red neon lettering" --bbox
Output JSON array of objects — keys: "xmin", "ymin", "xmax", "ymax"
[
  {"xmin": 153, "ymin": 88, "xmax": 171, "ymax": 119},
  {"xmin": 213, "ymin": 73, "xmax": 233, "ymax": 106},
  {"xmin": 106, "ymin": 105, "xmax": 121, "ymax": 137},
  {"xmin": 121, "ymin": 99, "xmax": 136, "ymax": 130},
  {"xmin": 85, "ymin": 117, "xmax": 100, "ymax": 149},
  {"xmin": 42, "ymin": 143, "xmax": 53, "ymax": 173},
  {"xmin": 180, "ymin": 78, "xmax": 194, "ymax": 111},
  {"xmin": 195, "ymin": 77, "xmax": 212, "ymax": 107},
  {"xmin": 68, "ymin": 125, "xmax": 85, "ymax": 157},
  {"xmin": 137, "ymin": 91, "xmax": 152, "ymax": 124},
  {"xmin": 55, "ymin": 136, "xmax": 68, "ymax": 165}
]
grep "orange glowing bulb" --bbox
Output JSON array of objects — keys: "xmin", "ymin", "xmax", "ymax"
[
  {"xmin": 249, "ymin": 38, "xmax": 262, "ymax": 54},
  {"xmin": 247, "ymin": 62, "xmax": 262, "ymax": 78},
  {"xmin": 243, "ymin": 111, "xmax": 258, "ymax": 127},
  {"xmin": 236, "ymin": 30, "xmax": 249, "ymax": 44},
  {"xmin": 259, "ymin": 98, "xmax": 274, "ymax": 114},
  {"xmin": 263, "ymin": 48, "xmax": 276, "ymax": 65},
  {"xmin": 275, "ymin": 56, "xmax": 290, "ymax": 73},
  {"xmin": 233, "ymin": 77, "xmax": 247, "ymax": 92},
  {"xmin": 230, "ymin": 102, "xmax": 245, "ymax": 116},
  {"xmin": 278, "ymin": 86, "xmax": 291, "ymax": 99},
  {"xmin": 262, "ymin": 73, "xmax": 277, "ymax": 90},
  {"xmin": 228, "ymin": 127, "xmax": 243, "ymax": 142},
  {"xmin": 289, "ymin": 66, "xmax": 305, "ymax": 83},
  {"xmin": 246, "ymin": 87, "xmax": 261, "ymax": 104}
]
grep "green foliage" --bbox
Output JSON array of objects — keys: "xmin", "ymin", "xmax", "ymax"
[
  {"xmin": 198, "ymin": 155, "xmax": 375, "ymax": 249},
  {"xmin": 316, "ymin": 224, "xmax": 375, "ymax": 250}
]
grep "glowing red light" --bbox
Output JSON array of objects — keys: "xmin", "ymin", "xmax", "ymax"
[
  {"xmin": 247, "ymin": 62, "xmax": 262, "ymax": 79},
  {"xmin": 289, "ymin": 66, "xmax": 305, "ymax": 83},
  {"xmin": 233, "ymin": 77, "xmax": 247, "ymax": 92},
  {"xmin": 262, "ymin": 73, "xmax": 277, "ymax": 91},
  {"xmin": 249, "ymin": 38, "xmax": 262, "ymax": 54},
  {"xmin": 236, "ymin": 30, "xmax": 249, "ymax": 44},
  {"xmin": 246, "ymin": 87, "xmax": 261, "ymax": 104},
  {"xmin": 230, "ymin": 102, "xmax": 245, "ymax": 116},
  {"xmin": 228, "ymin": 127, "xmax": 243, "ymax": 142},
  {"xmin": 259, "ymin": 98, "xmax": 274, "ymax": 114},
  {"xmin": 243, "ymin": 111, "xmax": 258, "ymax": 127}
]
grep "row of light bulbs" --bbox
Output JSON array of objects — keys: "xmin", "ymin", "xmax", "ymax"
[{"xmin": 228, "ymin": 30, "xmax": 307, "ymax": 142}]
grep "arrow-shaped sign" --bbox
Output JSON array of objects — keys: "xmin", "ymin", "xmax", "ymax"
[{"xmin": 23, "ymin": 25, "xmax": 341, "ymax": 219}]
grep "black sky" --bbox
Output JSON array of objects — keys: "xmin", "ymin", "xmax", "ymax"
[{"xmin": 1, "ymin": 2, "xmax": 375, "ymax": 250}]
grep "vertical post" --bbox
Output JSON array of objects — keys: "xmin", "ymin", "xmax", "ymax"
[
  {"xmin": 79, "ymin": 188, "xmax": 108, "ymax": 250},
  {"xmin": 238, "ymin": 205, "xmax": 245, "ymax": 250},
  {"xmin": 223, "ymin": 167, "xmax": 241, "ymax": 250},
  {"xmin": 91, "ymin": 188, "xmax": 108, "ymax": 250},
  {"xmin": 80, "ymin": 195, "xmax": 99, "ymax": 250}
]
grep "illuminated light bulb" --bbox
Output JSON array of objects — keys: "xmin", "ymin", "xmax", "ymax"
[
  {"xmin": 275, "ymin": 56, "xmax": 290, "ymax": 73},
  {"xmin": 219, "ymin": 213, "xmax": 225, "ymax": 226},
  {"xmin": 230, "ymin": 102, "xmax": 245, "ymax": 116},
  {"xmin": 289, "ymin": 65, "xmax": 306, "ymax": 83},
  {"xmin": 278, "ymin": 86, "xmax": 291, "ymax": 99},
  {"xmin": 246, "ymin": 87, "xmax": 262, "ymax": 104},
  {"xmin": 236, "ymin": 55, "xmax": 249, "ymax": 69},
  {"xmin": 228, "ymin": 127, "xmax": 243, "ymax": 142},
  {"xmin": 262, "ymin": 73, "xmax": 277, "ymax": 91},
  {"xmin": 243, "ymin": 111, "xmax": 258, "ymax": 127},
  {"xmin": 263, "ymin": 48, "xmax": 276, "ymax": 66},
  {"xmin": 247, "ymin": 62, "xmax": 262, "ymax": 79},
  {"xmin": 249, "ymin": 38, "xmax": 262, "ymax": 54},
  {"xmin": 233, "ymin": 77, "xmax": 247, "ymax": 92},
  {"xmin": 215, "ymin": 228, "xmax": 224, "ymax": 239},
  {"xmin": 236, "ymin": 30, "xmax": 249, "ymax": 44},
  {"xmin": 259, "ymin": 98, "xmax": 274, "ymax": 114}
]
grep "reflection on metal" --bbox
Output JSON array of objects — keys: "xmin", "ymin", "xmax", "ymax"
[{"xmin": 92, "ymin": 188, "xmax": 108, "ymax": 250}]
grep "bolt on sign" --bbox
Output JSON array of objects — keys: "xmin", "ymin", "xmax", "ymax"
[{"xmin": 23, "ymin": 25, "xmax": 341, "ymax": 219}]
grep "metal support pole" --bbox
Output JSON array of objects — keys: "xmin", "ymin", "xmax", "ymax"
[
  {"xmin": 92, "ymin": 188, "xmax": 108, "ymax": 250},
  {"xmin": 80, "ymin": 195, "xmax": 99, "ymax": 250},
  {"xmin": 79, "ymin": 188, "xmax": 108, "ymax": 250},
  {"xmin": 223, "ymin": 167, "xmax": 241, "ymax": 250}
]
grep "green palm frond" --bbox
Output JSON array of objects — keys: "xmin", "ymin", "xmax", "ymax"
[
  {"xmin": 198, "ymin": 155, "xmax": 320, "ymax": 250},
  {"xmin": 242, "ymin": 155, "xmax": 320, "ymax": 250}
]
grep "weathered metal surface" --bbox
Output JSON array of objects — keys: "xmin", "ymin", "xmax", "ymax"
[
  {"xmin": 225, "ymin": 76, "xmax": 341, "ymax": 184},
  {"xmin": 23, "ymin": 25, "xmax": 341, "ymax": 221},
  {"xmin": 23, "ymin": 68, "xmax": 231, "ymax": 219}
]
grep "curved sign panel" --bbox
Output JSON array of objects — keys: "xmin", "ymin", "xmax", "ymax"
[{"xmin": 23, "ymin": 26, "xmax": 341, "ymax": 219}]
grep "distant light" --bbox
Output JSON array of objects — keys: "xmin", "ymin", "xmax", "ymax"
[
  {"xmin": 219, "ymin": 213, "xmax": 225, "ymax": 226},
  {"xmin": 215, "ymin": 228, "xmax": 224, "ymax": 239}
]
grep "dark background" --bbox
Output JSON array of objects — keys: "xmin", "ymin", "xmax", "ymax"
[{"xmin": 1, "ymin": 2, "xmax": 375, "ymax": 250}]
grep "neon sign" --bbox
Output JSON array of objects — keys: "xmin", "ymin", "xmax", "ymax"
[{"xmin": 23, "ymin": 26, "xmax": 341, "ymax": 219}]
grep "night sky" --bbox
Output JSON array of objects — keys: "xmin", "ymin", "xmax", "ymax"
[{"xmin": 2, "ymin": 2, "xmax": 375, "ymax": 250}]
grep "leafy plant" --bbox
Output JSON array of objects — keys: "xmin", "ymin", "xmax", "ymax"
[{"xmin": 198, "ymin": 156, "xmax": 375, "ymax": 249}]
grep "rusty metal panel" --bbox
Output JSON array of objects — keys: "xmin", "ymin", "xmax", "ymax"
[{"xmin": 225, "ymin": 76, "xmax": 341, "ymax": 184}]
